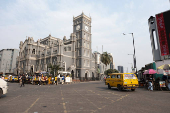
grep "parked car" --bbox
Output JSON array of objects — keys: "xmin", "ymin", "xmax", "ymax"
[
  {"xmin": 12, "ymin": 76, "xmax": 18, "ymax": 82},
  {"xmin": 0, "ymin": 78, "xmax": 8, "ymax": 98},
  {"xmin": 3, "ymin": 75, "xmax": 8, "ymax": 81}
]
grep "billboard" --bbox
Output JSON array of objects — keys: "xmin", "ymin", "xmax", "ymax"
[{"xmin": 156, "ymin": 10, "xmax": 170, "ymax": 56}]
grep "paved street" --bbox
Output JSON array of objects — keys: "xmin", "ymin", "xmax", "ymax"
[{"xmin": 0, "ymin": 81, "xmax": 170, "ymax": 113}]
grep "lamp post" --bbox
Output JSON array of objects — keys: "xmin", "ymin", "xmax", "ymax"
[
  {"xmin": 128, "ymin": 63, "xmax": 133, "ymax": 69},
  {"xmin": 128, "ymin": 54, "xmax": 134, "ymax": 68},
  {"xmin": 123, "ymin": 33, "xmax": 137, "ymax": 74},
  {"xmin": 128, "ymin": 63, "xmax": 134, "ymax": 73}
]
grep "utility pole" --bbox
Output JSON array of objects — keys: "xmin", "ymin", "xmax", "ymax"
[
  {"xmin": 102, "ymin": 45, "xmax": 103, "ymax": 53},
  {"xmin": 54, "ymin": 69, "xmax": 55, "ymax": 77}
]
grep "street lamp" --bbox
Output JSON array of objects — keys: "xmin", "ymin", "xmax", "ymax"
[
  {"xmin": 128, "ymin": 54, "xmax": 134, "ymax": 68},
  {"xmin": 123, "ymin": 33, "xmax": 137, "ymax": 74},
  {"xmin": 128, "ymin": 63, "xmax": 133, "ymax": 69}
]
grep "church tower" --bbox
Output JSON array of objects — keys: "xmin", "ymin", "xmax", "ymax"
[{"xmin": 73, "ymin": 12, "xmax": 93, "ymax": 80}]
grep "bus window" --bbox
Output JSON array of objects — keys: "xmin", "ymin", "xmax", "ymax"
[
  {"xmin": 107, "ymin": 76, "xmax": 110, "ymax": 78},
  {"xmin": 111, "ymin": 75, "xmax": 116, "ymax": 78},
  {"xmin": 117, "ymin": 75, "xmax": 121, "ymax": 79}
]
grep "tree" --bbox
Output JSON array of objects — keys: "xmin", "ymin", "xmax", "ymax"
[
  {"xmin": 104, "ymin": 69, "xmax": 119, "ymax": 75},
  {"xmin": 101, "ymin": 52, "xmax": 111, "ymax": 72},
  {"xmin": 48, "ymin": 63, "xmax": 61, "ymax": 76}
]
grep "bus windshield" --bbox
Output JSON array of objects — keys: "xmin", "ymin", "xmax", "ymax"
[{"xmin": 124, "ymin": 74, "xmax": 137, "ymax": 79}]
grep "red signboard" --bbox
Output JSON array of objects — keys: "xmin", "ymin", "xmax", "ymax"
[{"xmin": 156, "ymin": 13, "xmax": 169, "ymax": 56}]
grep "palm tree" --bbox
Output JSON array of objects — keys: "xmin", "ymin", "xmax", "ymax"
[
  {"xmin": 101, "ymin": 52, "xmax": 111, "ymax": 73},
  {"xmin": 47, "ymin": 63, "xmax": 61, "ymax": 76},
  {"xmin": 104, "ymin": 69, "xmax": 119, "ymax": 75}
]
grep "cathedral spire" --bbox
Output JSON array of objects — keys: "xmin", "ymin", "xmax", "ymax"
[{"xmin": 82, "ymin": 11, "xmax": 84, "ymax": 15}]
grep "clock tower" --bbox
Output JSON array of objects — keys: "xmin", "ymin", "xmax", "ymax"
[{"xmin": 73, "ymin": 12, "xmax": 92, "ymax": 81}]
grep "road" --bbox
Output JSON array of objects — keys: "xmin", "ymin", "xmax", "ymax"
[{"xmin": 0, "ymin": 81, "xmax": 170, "ymax": 113}]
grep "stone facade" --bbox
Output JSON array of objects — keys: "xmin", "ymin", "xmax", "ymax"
[{"xmin": 17, "ymin": 13, "xmax": 96, "ymax": 81}]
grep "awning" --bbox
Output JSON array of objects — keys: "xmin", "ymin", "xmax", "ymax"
[{"xmin": 157, "ymin": 64, "xmax": 170, "ymax": 70}]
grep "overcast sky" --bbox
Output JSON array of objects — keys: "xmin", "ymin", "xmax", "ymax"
[{"xmin": 0, "ymin": 0, "xmax": 170, "ymax": 72}]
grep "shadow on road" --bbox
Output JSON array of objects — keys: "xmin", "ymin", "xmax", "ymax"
[
  {"xmin": 0, "ymin": 95, "xmax": 7, "ymax": 99},
  {"xmin": 96, "ymin": 87, "xmax": 135, "ymax": 92}
]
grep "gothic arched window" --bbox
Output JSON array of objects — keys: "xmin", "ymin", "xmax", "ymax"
[{"xmin": 32, "ymin": 49, "xmax": 35, "ymax": 54}]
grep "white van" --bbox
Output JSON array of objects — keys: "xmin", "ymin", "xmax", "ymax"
[{"xmin": 0, "ymin": 78, "xmax": 8, "ymax": 98}]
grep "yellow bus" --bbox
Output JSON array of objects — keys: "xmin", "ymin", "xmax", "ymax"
[{"xmin": 105, "ymin": 73, "xmax": 139, "ymax": 91}]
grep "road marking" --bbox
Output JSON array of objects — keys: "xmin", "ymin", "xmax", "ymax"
[
  {"xmin": 60, "ymin": 87, "xmax": 67, "ymax": 113},
  {"xmin": 24, "ymin": 97, "xmax": 40, "ymax": 113},
  {"xmin": 68, "ymin": 110, "xmax": 95, "ymax": 112},
  {"xmin": 74, "ymin": 89, "xmax": 100, "ymax": 110}
]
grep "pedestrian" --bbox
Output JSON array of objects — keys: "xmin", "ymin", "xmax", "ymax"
[
  {"xmin": 62, "ymin": 75, "xmax": 65, "ymax": 85},
  {"xmin": 148, "ymin": 75, "xmax": 153, "ymax": 91},
  {"xmin": 57, "ymin": 73, "xmax": 60, "ymax": 84},
  {"xmin": 32, "ymin": 75, "xmax": 35, "ymax": 85},
  {"xmin": 168, "ymin": 76, "xmax": 170, "ymax": 90},
  {"xmin": 38, "ymin": 75, "xmax": 41, "ymax": 86},
  {"xmin": 1, "ymin": 76, "xmax": 4, "ymax": 80},
  {"xmin": 55, "ymin": 75, "xmax": 58, "ymax": 85},
  {"xmin": 21, "ymin": 74, "xmax": 26, "ymax": 87},
  {"xmin": 20, "ymin": 75, "xmax": 22, "ymax": 87},
  {"xmin": 45, "ymin": 76, "xmax": 48, "ymax": 85}
]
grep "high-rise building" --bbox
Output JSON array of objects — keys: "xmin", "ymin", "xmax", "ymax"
[
  {"xmin": 118, "ymin": 66, "xmax": 124, "ymax": 73},
  {"xmin": 0, "ymin": 49, "xmax": 19, "ymax": 74}
]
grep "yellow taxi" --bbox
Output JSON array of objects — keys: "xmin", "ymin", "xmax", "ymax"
[
  {"xmin": 3, "ymin": 75, "xmax": 9, "ymax": 81},
  {"xmin": 12, "ymin": 76, "xmax": 18, "ymax": 82},
  {"xmin": 105, "ymin": 73, "xmax": 139, "ymax": 91}
]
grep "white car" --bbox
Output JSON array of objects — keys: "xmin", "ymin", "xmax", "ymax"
[{"xmin": 0, "ymin": 78, "xmax": 8, "ymax": 98}]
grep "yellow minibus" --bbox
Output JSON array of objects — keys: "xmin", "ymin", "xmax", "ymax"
[{"xmin": 105, "ymin": 73, "xmax": 139, "ymax": 91}]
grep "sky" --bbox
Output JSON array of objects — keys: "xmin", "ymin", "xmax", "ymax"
[{"xmin": 0, "ymin": 0, "xmax": 170, "ymax": 72}]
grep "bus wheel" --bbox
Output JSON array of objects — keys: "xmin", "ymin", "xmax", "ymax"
[
  {"xmin": 131, "ymin": 89, "xmax": 135, "ymax": 91},
  {"xmin": 108, "ymin": 84, "xmax": 111, "ymax": 89},
  {"xmin": 117, "ymin": 85, "xmax": 122, "ymax": 91}
]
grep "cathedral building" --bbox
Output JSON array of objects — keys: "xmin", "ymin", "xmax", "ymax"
[{"xmin": 17, "ymin": 13, "xmax": 96, "ymax": 81}]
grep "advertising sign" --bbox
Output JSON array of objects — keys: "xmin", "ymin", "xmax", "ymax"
[
  {"xmin": 65, "ymin": 77, "xmax": 72, "ymax": 82},
  {"xmin": 156, "ymin": 10, "xmax": 170, "ymax": 56},
  {"xmin": 124, "ymin": 74, "xmax": 137, "ymax": 79}
]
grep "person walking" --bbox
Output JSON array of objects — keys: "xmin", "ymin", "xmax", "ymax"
[
  {"xmin": 19, "ymin": 75, "xmax": 22, "ymax": 87},
  {"xmin": 38, "ymin": 75, "xmax": 41, "ymax": 86},
  {"xmin": 148, "ymin": 75, "xmax": 153, "ymax": 91},
  {"xmin": 57, "ymin": 73, "xmax": 60, "ymax": 84},
  {"xmin": 62, "ymin": 75, "xmax": 65, "ymax": 85},
  {"xmin": 21, "ymin": 74, "xmax": 26, "ymax": 87},
  {"xmin": 1, "ymin": 76, "xmax": 4, "ymax": 80},
  {"xmin": 55, "ymin": 75, "xmax": 58, "ymax": 85}
]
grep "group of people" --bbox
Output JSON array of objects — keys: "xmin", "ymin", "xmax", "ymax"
[
  {"xmin": 146, "ymin": 74, "xmax": 170, "ymax": 91},
  {"xmin": 2, "ymin": 73, "xmax": 70, "ymax": 87}
]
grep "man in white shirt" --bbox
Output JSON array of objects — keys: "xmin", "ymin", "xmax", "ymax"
[{"xmin": 38, "ymin": 75, "xmax": 41, "ymax": 86}]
